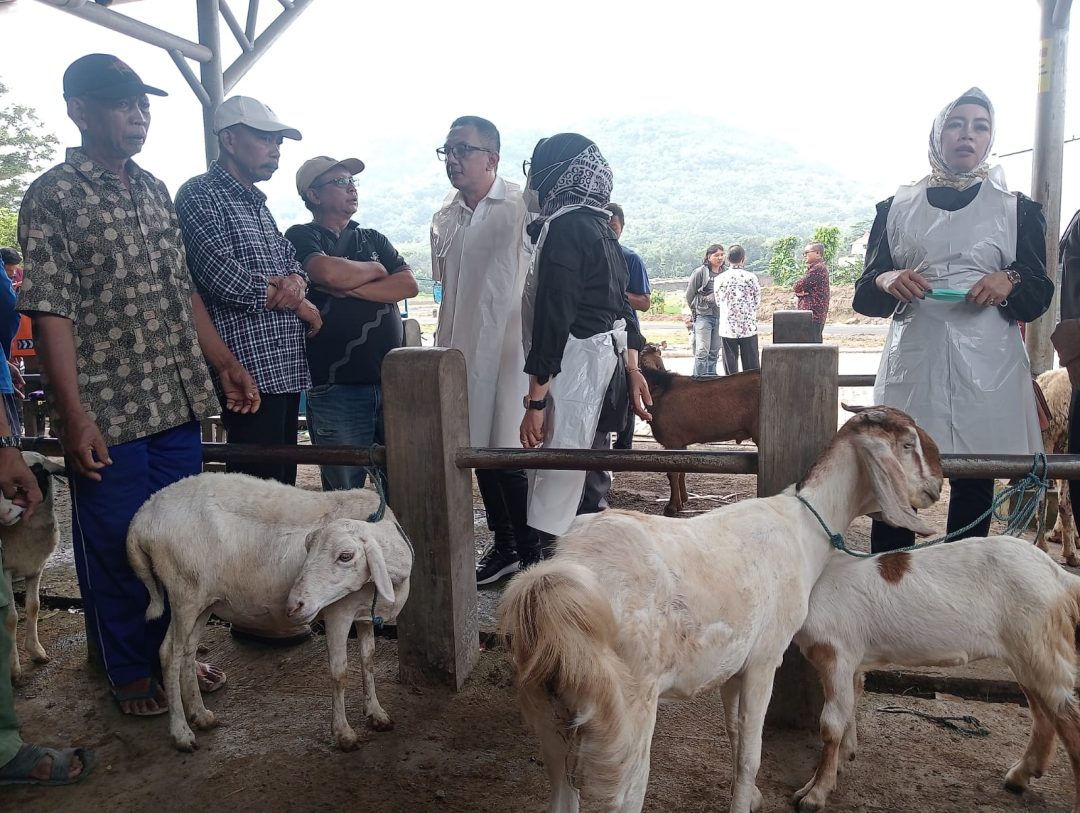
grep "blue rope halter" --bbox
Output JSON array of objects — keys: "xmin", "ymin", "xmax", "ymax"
[{"xmin": 796, "ymin": 452, "xmax": 1050, "ymax": 558}]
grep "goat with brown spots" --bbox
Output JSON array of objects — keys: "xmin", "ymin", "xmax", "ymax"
[
  {"xmin": 794, "ymin": 533, "xmax": 1080, "ymax": 813},
  {"xmin": 638, "ymin": 343, "xmax": 760, "ymax": 515}
]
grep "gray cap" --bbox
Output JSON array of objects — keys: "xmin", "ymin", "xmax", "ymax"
[
  {"xmin": 296, "ymin": 156, "xmax": 366, "ymax": 196},
  {"xmin": 213, "ymin": 95, "xmax": 301, "ymax": 140}
]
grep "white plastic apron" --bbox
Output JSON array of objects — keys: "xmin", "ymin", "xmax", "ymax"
[
  {"xmin": 432, "ymin": 180, "xmax": 530, "ymax": 448},
  {"xmin": 521, "ymin": 205, "xmax": 625, "ymax": 535},
  {"xmin": 876, "ymin": 177, "xmax": 1040, "ymax": 455}
]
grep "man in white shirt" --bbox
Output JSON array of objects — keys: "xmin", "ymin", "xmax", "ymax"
[
  {"xmin": 431, "ymin": 116, "xmax": 535, "ymax": 584},
  {"xmin": 716, "ymin": 244, "xmax": 761, "ymax": 373}
]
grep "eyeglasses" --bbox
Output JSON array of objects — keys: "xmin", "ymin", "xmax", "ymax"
[
  {"xmin": 315, "ymin": 176, "xmax": 358, "ymax": 188},
  {"xmin": 522, "ymin": 159, "xmax": 531, "ymax": 178},
  {"xmin": 436, "ymin": 143, "xmax": 492, "ymax": 161}
]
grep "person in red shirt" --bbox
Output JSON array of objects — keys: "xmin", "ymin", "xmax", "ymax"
[{"xmin": 794, "ymin": 242, "xmax": 830, "ymax": 341}]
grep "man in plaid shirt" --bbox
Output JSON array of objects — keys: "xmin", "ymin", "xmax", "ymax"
[{"xmin": 176, "ymin": 96, "xmax": 321, "ymax": 487}]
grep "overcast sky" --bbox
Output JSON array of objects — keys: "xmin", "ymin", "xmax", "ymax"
[{"xmin": 4, "ymin": 0, "xmax": 1080, "ymax": 232}]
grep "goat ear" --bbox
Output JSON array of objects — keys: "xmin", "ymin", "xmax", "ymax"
[
  {"xmin": 304, "ymin": 527, "xmax": 321, "ymax": 552},
  {"xmin": 856, "ymin": 432, "xmax": 936, "ymax": 536},
  {"xmin": 364, "ymin": 536, "xmax": 395, "ymax": 604}
]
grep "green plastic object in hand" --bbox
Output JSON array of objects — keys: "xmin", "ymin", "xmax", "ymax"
[{"xmin": 924, "ymin": 288, "xmax": 969, "ymax": 301}]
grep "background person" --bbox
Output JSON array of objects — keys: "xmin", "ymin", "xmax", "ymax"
[
  {"xmin": 794, "ymin": 241, "xmax": 830, "ymax": 342},
  {"xmin": 686, "ymin": 244, "xmax": 724, "ymax": 375},
  {"xmin": 716, "ymin": 243, "xmax": 760, "ymax": 373},
  {"xmin": 431, "ymin": 116, "xmax": 533, "ymax": 584},
  {"xmin": 852, "ymin": 87, "xmax": 1053, "ymax": 552},
  {"xmin": 176, "ymin": 95, "xmax": 319, "ymax": 488},
  {"xmin": 286, "ymin": 155, "xmax": 417, "ymax": 492},
  {"xmin": 606, "ymin": 202, "xmax": 651, "ymax": 450},
  {"xmin": 518, "ymin": 133, "xmax": 651, "ymax": 557}
]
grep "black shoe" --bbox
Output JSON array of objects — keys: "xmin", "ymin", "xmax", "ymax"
[{"xmin": 476, "ymin": 547, "xmax": 520, "ymax": 585}]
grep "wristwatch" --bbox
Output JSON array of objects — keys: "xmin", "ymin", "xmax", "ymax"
[
  {"xmin": 1004, "ymin": 269, "xmax": 1022, "ymax": 289},
  {"xmin": 0, "ymin": 436, "xmax": 21, "ymax": 449},
  {"xmin": 523, "ymin": 396, "xmax": 548, "ymax": 410}
]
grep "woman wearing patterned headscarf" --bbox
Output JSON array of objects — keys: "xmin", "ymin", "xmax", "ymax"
[
  {"xmin": 518, "ymin": 133, "xmax": 651, "ymax": 557},
  {"xmin": 853, "ymin": 88, "xmax": 1054, "ymax": 553}
]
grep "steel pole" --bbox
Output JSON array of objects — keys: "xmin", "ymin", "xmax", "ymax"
[
  {"xmin": 196, "ymin": 0, "xmax": 225, "ymax": 166},
  {"xmin": 1027, "ymin": 0, "xmax": 1072, "ymax": 373}
]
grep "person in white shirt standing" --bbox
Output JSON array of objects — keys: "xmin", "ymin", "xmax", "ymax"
[
  {"xmin": 431, "ymin": 116, "xmax": 535, "ymax": 585},
  {"xmin": 716, "ymin": 243, "xmax": 761, "ymax": 374}
]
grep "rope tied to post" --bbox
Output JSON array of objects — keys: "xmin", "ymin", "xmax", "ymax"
[
  {"xmin": 362, "ymin": 457, "xmax": 414, "ymax": 631},
  {"xmin": 797, "ymin": 452, "xmax": 1050, "ymax": 558}
]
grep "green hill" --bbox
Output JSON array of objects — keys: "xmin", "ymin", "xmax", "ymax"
[{"xmin": 271, "ymin": 112, "xmax": 879, "ymax": 283}]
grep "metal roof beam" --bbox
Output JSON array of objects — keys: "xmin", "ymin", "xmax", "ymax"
[{"xmin": 35, "ymin": 0, "xmax": 213, "ymax": 62}]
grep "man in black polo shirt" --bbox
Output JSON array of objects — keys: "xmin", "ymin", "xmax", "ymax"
[{"xmin": 284, "ymin": 156, "xmax": 418, "ymax": 490}]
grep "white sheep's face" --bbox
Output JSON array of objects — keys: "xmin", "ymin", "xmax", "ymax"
[
  {"xmin": 0, "ymin": 492, "xmax": 24, "ymax": 526},
  {"xmin": 286, "ymin": 519, "xmax": 395, "ymax": 624}
]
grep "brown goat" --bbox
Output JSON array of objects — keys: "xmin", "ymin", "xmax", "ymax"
[{"xmin": 639, "ymin": 344, "xmax": 760, "ymax": 515}]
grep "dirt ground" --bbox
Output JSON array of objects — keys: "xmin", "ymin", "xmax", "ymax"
[
  {"xmin": 7, "ymin": 444, "xmax": 1080, "ymax": 812},
  {"xmin": 3, "ymin": 318, "xmax": 1076, "ymax": 812}
]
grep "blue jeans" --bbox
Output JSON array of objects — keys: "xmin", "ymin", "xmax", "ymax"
[
  {"xmin": 693, "ymin": 314, "xmax": 720, "ymax": 376},
  {"xmin": 70, "ymin": 421, "xmax": 202, "ymax": 687},
  {"xmin": 305, "ymin": 382, "xmax": 383, "ymax": 491}
]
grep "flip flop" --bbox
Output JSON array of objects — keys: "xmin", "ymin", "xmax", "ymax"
[
  {"xmin": 0, "ymin": 743, "xmax": 97, "ymax": 786},
  {"xmin": 197, "ymin": 662, "xmax": 227, "ymax": 694},
  {"xmin": 111, "ymin": 680, "xmax": 168, "ymax": 717}
]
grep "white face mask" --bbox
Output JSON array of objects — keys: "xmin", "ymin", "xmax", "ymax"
[{"xmin": 522, "ymin": 186, "xmax": 541, "ymax": 214}]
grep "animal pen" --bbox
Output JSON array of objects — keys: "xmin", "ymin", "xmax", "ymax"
[{"xmin": 16, "ymin": 311, "xmax": 1080, "ymax": 728}]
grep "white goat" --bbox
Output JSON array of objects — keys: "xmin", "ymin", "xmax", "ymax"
[
  {"xmin": 1, "ymin": 452, "xmax": 65, "ymax": 683},
  {"xmin": 126, "ymin": 473, "xmax": 413, "ymax": 752},
  {"xmin": 1036, "ymin": 367, "xmax": 1078, "ymax": 565},
  {"xmin": 498, "ymin": 406, "xmax": 943, "ymax": 812},
  {"xmin": 793, "ymin": 535, "xmax": 1080, "ymax": 813}
]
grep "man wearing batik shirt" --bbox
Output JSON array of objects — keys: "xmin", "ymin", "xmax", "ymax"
[
  {"xmin": 794, "ymin": 241, "xmax": 830, "ymax": 342},
  {"xmin": 716, "ymin": 244, "xmax": 761, "ymax": 373},
  {"xmin": 176, "ymin": 96, "xmax": 320, "ymax": 487},
  {"xmin": 18, "ymin": 53, "xmax": 257, "ymax": 716}
]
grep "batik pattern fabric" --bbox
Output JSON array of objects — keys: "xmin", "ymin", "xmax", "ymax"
[{"xmin": 17, "ymin": 148, "xmax": 217, "ymax": 446}]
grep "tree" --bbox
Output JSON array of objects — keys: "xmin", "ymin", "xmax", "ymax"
[
  {"xmin": 0, "ymin": 80, "xmax": 59, "ymax": 211},
  {"xmin": 810, "ymin": 225, "xmax": 842, "ymax": 269},
  {"xmin": 767, "ymin": 235, "xmax": 802, "ymax": 287},
  {"xmin": 0, "ymin": 208, "xmax": 15, "ymax": 249}
]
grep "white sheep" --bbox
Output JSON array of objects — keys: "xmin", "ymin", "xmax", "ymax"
[
  {"xmin": 1, "ymin": 451, "xmax": 65, "ymax": 683},
  {"xmin": 498, "ymin": 406, "xmax": 943, "ymax": 812},
  {"xmin": 793, "ymin": 534, "xmax": 1080, "ymax": 813},
  {"xmin": 126, "ymin": 472, "xmax": 413, "ymax": 752}
]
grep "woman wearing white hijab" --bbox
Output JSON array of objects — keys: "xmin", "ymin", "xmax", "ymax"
[{"xmin": 852, "ymin": 88, "xmax": 1054, "ymax": 553}]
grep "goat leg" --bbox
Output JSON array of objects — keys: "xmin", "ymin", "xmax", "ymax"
[
  {"xmin": 161, "ymin": 618, "xmax": 198, "ymax": 752},
  {"xmin": 1005, "ymin": 686, "xmax": 1058, "ymax": 792},
  {"xmin": 356, "ymin": 617, "xmax": 393, "ymax": 731},
  {"xmin": 322, "ymin": 606, "xmax": 360, "ymax": 751},
  {"xmin": 22, "ymin": 571, "xmax": 48, "ymax": 664},
  {"xmin": 794, "ymin": 657, "xmax": 857, "ymax": 813},
  {"xmin": 730, "ymin": 667, "xmax": 771, "ymax": 813},
  {"xmin": 664, "ymin": 471, "xmax": 681, "ymax": 516}
]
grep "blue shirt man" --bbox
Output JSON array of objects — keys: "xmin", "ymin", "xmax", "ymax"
[{"xmin": 607, "ymin": 203, "xmax": 651, "ymax": 450}]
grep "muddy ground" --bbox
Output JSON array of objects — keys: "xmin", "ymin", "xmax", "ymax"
[{"xmin": 6, "ymin": 435, "xmax": 1080, "ymax": 812}]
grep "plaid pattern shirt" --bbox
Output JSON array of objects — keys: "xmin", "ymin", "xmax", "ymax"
[{"xmin": 175, "ymin": 162, "xmax": 310, "ymax": 393}]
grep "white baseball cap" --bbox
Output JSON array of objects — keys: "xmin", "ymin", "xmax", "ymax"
[
  {"xmin": 295, "ymin": 156, "xmax": 366, "ymax": 196},
  {"xmin": 213, "ymin": 95, "xmax": 302, "ymax": 140}
]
